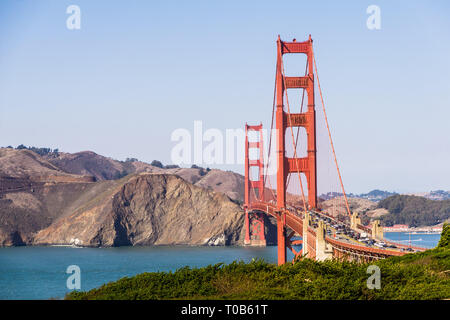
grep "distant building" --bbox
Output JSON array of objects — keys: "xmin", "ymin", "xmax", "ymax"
[
  {"xmin": 384, "ymin": 224, "xmax": 409, "ymax": 232},
  {"xmin": 384, "ymin": 224, "xmax": 443, "ymax": 233}
]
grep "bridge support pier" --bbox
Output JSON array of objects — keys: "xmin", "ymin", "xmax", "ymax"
[
  {"xmin": 244, "ymin": 209, "xmax": 251, "ymax": 245},
  {"xmin": 316, "ymin": 221, "xmax": 333, "ymax": 261},
  {"xmin": 372, "ymin": 220, "xmax": 384, "ymax": 240},
  {"xmin": 277, "ymin": 213, "xmax": 286, "ymax": 265},
  {"xmin": 350, "ymin": 212, "xmax": 361, "ymax": 231},
  {"xmin": 302, "ymin": 211, "xmax": 310, "ymax": 258},
  {"xmin": 244, "ymin": 210, "xmax": 266, "ymax": 246}
]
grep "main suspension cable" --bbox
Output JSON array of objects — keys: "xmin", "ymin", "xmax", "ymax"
[
  {"xmin": 263, "ymin": 58, "xmax": 278, "ymax": 202},
  {"xmin": 311, "ymin": 46, "xmax": 351, "ymax": 216}
]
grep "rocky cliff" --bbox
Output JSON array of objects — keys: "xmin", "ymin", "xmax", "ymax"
[
  {"xmin": 0, "ymin": 179, "xmax": 116, "ymax": 246},
  {"xmin": 17, "ymin": 174, "xmax": 245, "ymax": 247}
]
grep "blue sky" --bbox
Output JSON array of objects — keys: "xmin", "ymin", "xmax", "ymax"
[{"xmin": 0, "ymin": 0, "xmax": 449, "ymax": 193}]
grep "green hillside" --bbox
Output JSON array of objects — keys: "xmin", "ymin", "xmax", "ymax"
[
  {"xmin": 377, "ymin": 195, "xmax": 450, "ymax": 227},
  {"xmin": 66, "ymin": 225, "xmax": 450, "ymax": 300}
]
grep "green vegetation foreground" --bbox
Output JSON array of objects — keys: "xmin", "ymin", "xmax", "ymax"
[{"xmin": 67, "ymin": 224, "xmax": 450, "ymax": 300}]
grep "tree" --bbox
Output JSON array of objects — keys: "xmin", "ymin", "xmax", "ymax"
[
  {"xmin": 164, "ymin": 164, "xmax": 179, "ymax": 169},
  {"xmin": 151, "ymin": 160, "xmax": 163, "ymax": 168},
  {"xmin": 438, "ymin": 223, "xmax": 450, "ymax": 248},
  {"xmin": 378, "ymin": 195, "xmax": 450, "ymax": 227}
]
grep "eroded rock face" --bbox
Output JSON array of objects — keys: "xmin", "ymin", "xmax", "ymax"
[{"xmin": 33, "ymin": 174, "xmax": 245, "ymax": 247}]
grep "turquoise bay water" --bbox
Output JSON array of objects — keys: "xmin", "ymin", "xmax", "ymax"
[
  {"xmin": 0, "ymin": 232, "xmax": 440, "ymax": 300},
  {"xmin": 384, "ymin": 232, "xmax": 441, "ymax": 249},
  {"xmin": 0, "ymin": 246, "xmax": 281, "ymax": 300}
]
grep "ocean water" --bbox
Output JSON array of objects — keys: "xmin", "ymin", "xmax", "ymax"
[
  {"xmin": 0, "ymin": 246, "xmax": 283, "ymax": 300},
  {"xmin": 383, "ymin": 232, "xmax": 441, "ymax": 249},
  {"xmin": 0, "ymin": 232, "xmax": 441, "ymax": 300}
]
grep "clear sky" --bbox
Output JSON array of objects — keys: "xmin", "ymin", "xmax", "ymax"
[{"xmin": 1, "ymin": 0, "xmax": 449, "ymax": 194}]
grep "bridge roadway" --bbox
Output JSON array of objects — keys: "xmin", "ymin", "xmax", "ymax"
[{"xmin": 246, "ymin": 201, "xmax": 425, "ymax": 261}]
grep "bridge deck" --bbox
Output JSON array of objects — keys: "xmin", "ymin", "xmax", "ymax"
[{"xmin": 247, "ymin": 201, "xmax": 420, "ymax": 259}]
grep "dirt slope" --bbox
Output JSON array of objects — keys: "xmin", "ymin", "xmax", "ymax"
[
  {"xmin": 43, "ymin": 151, "xmax": 161, "ymax": 181},
  {"xmin": 319, "ymin": 196, "xmax": 389, "ymax": 220},
  {"xmin": 0, "ymin": 148, "xmax": 93, "ymax": 182}
]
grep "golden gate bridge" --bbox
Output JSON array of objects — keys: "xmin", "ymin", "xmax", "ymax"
[{"xmin": 244, "ymin": 35, "xmax": 426, "ymax": 265}]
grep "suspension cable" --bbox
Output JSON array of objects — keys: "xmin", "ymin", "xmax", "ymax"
[
  {"xmin": 311, "ymin": 46, "xmax": 351, "ymax": 216},
  {"xmin": 263, "ymin": 58, "xmax": 279, "ymax": 202}
]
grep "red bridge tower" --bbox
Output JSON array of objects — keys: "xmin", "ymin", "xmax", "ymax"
[
  {"xmin": 275, "ymin": 35, "xmax": 318, "ymax": 264},
  {"xmin": 244, "ymin": 123, "xmax": 266, "ymax": 246}
]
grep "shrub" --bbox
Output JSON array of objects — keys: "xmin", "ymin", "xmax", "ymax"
[
  {"xmin": 164, "ymin": 165, "xmax": 179, "ymax": 169},
  {"xmin": 151, "ymin": 160, "xmax": 164, "ymax": 168},
  {"xmin": 438, "ymin": 223, "xmax": 450, "ymax": 249},
  {"xmin": 66, "ymin": 247, "xmax": 450, "ymax": 300}
]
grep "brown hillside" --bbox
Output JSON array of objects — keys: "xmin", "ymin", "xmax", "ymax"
[
  {"xmin": 194, "ymin": 169, "xmax": 244, "ymax": 202},
  {"xmin": 44, "ymin": 151, "xmax": 162, "ymax": 181},
  {"xmin": 43, "ymin": 151, "xmax": 246, "ymax": 202},
  {"xmin": 0, "ymin": 148, "xmax": 93, "ymax": 182},
  {"xmin": 319, "ymin": 196, "xmax": 389, "ymax": 220},
  {"xmin": 33, "ymin": 174, "xmax": 245, "ymax": 247}
]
